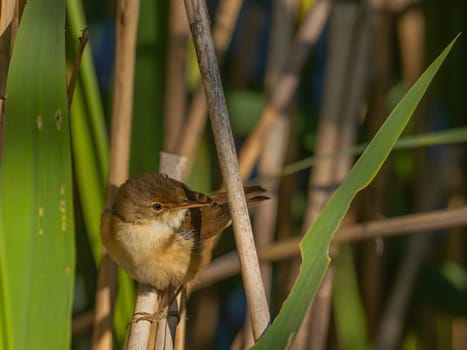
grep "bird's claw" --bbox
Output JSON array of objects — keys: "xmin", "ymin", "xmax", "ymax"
[{"xmin": 130, "ymin": 310, "xmax": 179, "ymax": 324}]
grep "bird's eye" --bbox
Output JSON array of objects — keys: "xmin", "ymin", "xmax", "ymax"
[{"xmin": 152, "ymin": 202, "xmax": 163, "ymax": 212}]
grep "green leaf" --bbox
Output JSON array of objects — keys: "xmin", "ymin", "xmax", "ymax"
[
  {"xmin": 251, "ymin": 35, "xmax": 459, "ymax": 350},
  {"xmin": 0, "ymin": 0, "xmax": 74, "ymax": 348},
  {"xmin": 66, "ymin": 0, "xmax": 109, "ymax": 264},
  {"xmin": 129, "ymin": 0, "xmax": 166, "ymax": 175}
]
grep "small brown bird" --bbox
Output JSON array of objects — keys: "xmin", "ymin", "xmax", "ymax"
[{"xmin": 102, "ymin": 173, "xmax": 267, "ymax": 318}]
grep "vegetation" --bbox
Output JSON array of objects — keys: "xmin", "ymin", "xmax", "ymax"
[{"xmin": 0, "ymin": 0, "xmax": 465, "ymax": 349}]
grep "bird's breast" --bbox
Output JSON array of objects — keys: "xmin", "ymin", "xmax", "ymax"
[{"xmin": 106, "ymin": 211, "xmax": 203, "ymax": 290}]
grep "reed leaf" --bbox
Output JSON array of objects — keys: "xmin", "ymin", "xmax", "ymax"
[
  {"xmin": 252, "ymin": 35, "xmax": 459, "ymax": 350},
  {"xmin": 0, "ymin": 0, "xmax": 74, "ymax": 348}
]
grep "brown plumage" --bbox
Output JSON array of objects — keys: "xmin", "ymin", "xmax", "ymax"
[{"xmin": 102, "ymin": 172, "xmax": 267, "ymax": 292}]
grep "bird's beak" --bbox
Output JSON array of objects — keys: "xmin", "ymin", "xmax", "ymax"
[{"xmin": 180, "ymin": 200, "xmax": 210, "ymax": 209}]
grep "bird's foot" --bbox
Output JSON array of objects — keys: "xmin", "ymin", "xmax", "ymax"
[{"xmin": 131, "ymin": 310, "xmax": 179, "ymax": 324}]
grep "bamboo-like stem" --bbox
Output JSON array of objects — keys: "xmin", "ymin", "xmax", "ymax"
[
  {"xmin": 0, "ymin": 2, "xmax": 18, "ymax": 161},
  {"xmin": 293, "ymin": 3, "xmax": 359, "ymax": 348},
  {"xmin": 195, "ymin": 206, "xmax": 467, "ymax": 289},
  {"xmin": 173, "ymin": 291, "xmax": 187, "ymax": 350},
  {"xmin": 361, "ymin": 0, "xmax": 392, "ymax": 336},
  {"xmin": 92, "ymin": 0, "xmax": 139, "ymax": 349},
  {"xmin": 375, "ymin": 2, "xmax": 426, "ymax": 349},
  {"xmin": 164, "ymin": 0, "xmax": 189, "ymax": 153},
  {"xmin": 183, "ymin": 0, "xmax": 270, "ymax": 340},
  {"xmin": 374, "ymin": 235, "xmax": 428, "ymax": 350},
  {"xmin": 126, "ymin": 153, "xmax": 187, "ymax": 350},
  {"xmin": 176, "ymin": 0, "xmax": 243, "ymax": 176},
  {"xmin": 234, "ymin": 0, "xmax": 298, "ymax": 347},
  {"xmin": 125, "ymin": 284, "xmax": 160, "ymax": 349},
  {"xmin": 0, "ymin": 0, "xmax": 17, "ymax": 36},
  {"xmin": 238, "ymin": 0, "xmax": 330, "ymax": 181}
]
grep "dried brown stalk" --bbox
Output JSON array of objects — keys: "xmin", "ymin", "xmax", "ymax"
[
  {"xmin": 238, "ymin": 0, "xmax": 331, "ymax": 181},
  {"xmin": 196, "ymin": 205, "xmax": 467, "ymax": 289},
  {"xmin": 375, "ymin": 2, "xmax": 426, "ymax": 349},
  {"xmin": 292, "ymin": 2, "xmax": 362, "ymax": 348},
  {"xmin": 0, "ymin": 0, "xmax": 17, "ymax": 36},
  {"xmin": 92, "ymin": 0, "xmax": 139, "ymax": 349},
  {"xmin": 234, "ymin": 0, "xmax": 298, "ymax": 347},
  {"xmin": 164, "ymin": 0, "xmax": 189, "ymax": 153},
  {"xmin": 126, "ymin": 153, "xmax": 187, "ymax": 350},
  {"xmin": 0, "ymin": 2, "xmax": 19, "ymax": 161},
  {"xmin": 176, "ymin": 0, "xmax": 243, "ymax": 176},
  {"xmin": 183, "ymin": 0, "xmax": 270, "ymax": 340},
  {"xmin": 361, "ymin": 0, "xmax": 392, "ymax": 336}
]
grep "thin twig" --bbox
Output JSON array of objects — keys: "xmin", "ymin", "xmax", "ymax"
[
  {"xmin": 183, "ymin": 0, "xmax": 270, "ymax": 340},
  {"xmin": 67, "ymin": 28, "xmax": 88, "ymax": 109},
  {"xmin": 195, "ymin": 206, "xmax": 467, "ymax": 289},
  {"xmin": 92, "ymin": 0, "xmax": 139, "ymax": 349}
]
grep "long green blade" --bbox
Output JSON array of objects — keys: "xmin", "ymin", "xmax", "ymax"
[
  {"xmin": 0, "ymin": 0, "xmax": 74, "ymax": 348},
  {"xmin": 252, "ymin": 35, "xmax": 459, "ymax": 350}
]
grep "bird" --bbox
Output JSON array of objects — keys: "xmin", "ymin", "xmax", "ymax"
[{"xmin": 101, "ymin": 172, "xmax": 268, "ymax": 322}]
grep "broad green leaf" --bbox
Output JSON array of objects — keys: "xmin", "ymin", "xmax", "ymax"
[
  {"xmin": 0, "ymin": 0, "xmax": 74, "ymax": 348},
  {"xmin": 251, "ymin": 35, "xmax": 459, "ymax": 350}
]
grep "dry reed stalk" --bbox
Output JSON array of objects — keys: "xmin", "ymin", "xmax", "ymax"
[
  {"xmin": 256, "ymin": 0, "xmax": 297, "ymax": 303},
  {"xmin": 234, "ymin": 1, "xmax": 298, "ymax": 347},
  {"xmin": 375, "ymin": 235, "xmax": 428, "ymax": 350},
  {"xmin": 377, "ymin": 2, "xmax": 426, "ymax": 347},
  {"xmin": 0, "ymin": 2, "xmax": 18, "ymax": 160},
  {"xmin": 0, "ymin": 0, "xmax": 17, "ymax": 35},
  {"xmin": 183, "ymin": 0, "xmax": 270, "ymax": 339},
  {"xmin": 394, "ymin": 0, "xmax": 424, "ymax": 86},
  {"xmin": 126, "ymin": 284, "xmax": 160, "ymax": 349},
  {"xmin": 164, "ymin": 0, "xmax": 189, "ymax": 153},
  {"xmin": 375, "ymin": 2, "xmax": 427, "ymax": 348},
  {"xmin": 238, "ymin": 0, "xmax": 330, "ymax": 181},
  {"xmin": 92, "ymin": 0, "xmax": 139, "ymax": 348},
  {"xmin": 173, "ymin": 291, "xmax": 187, "ymax": 350},
  {"xmin": 360, "ymin": 0, "xmax": 392, "ymax": 336},
  {"xmin": 126, "ymin": 153, "xmax": 187, "ymax": 350},
  {"xmin": 306, "ymin": 3, "xmax": 373, "ymax": 346},
  {"xmin": 292, "ymin": 3, "xmax": 360, "ymax": 348},
  {"xmin": 176, "ymin": 0, "xmax": 243, "ymax": 176}
]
